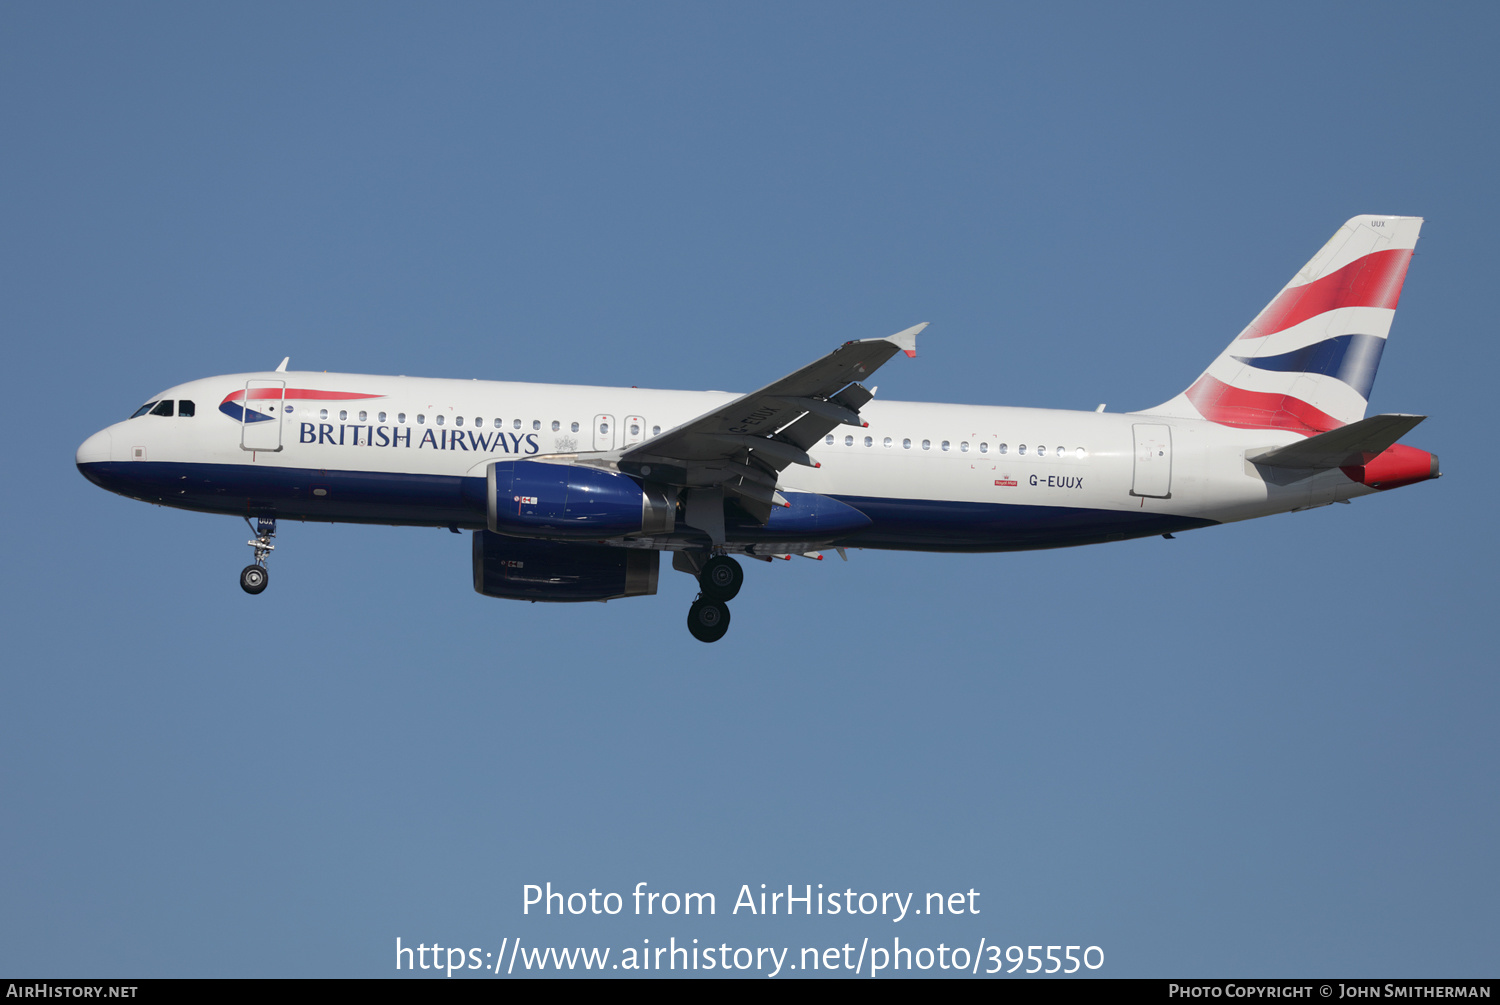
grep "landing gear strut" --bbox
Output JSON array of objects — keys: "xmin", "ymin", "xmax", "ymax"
[
  {"xmin": 686, "ymin": 554, "xmax": 741, "ymax": 643},
  {"xmin": 241, "ymin": 516, "xmax": 275, "ymax": 595}
]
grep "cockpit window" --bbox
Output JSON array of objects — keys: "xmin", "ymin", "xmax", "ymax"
[
  {"xmin": 150, "ymin": 400, "xmax": 175, "ymax": 417},
  {"xmin": 129, "ymin": 401, "xmax": 158, "ymax": 419},
  {"xmin": 178, "ymin": 400, "xmax": 195, "ymax": 417}
]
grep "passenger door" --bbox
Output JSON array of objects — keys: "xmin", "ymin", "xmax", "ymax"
[
  {"xmin": 1130, "ymin": 423, "xmax": 1172, "ymax": 498},
  {"xmin": 240, "ymin": 380, "xmax": 285, "ymax": 452}
]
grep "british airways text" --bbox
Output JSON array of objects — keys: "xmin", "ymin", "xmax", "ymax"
[{"xmin": 298, "ymin": 423, "xmax": 540, "ymax": 454}]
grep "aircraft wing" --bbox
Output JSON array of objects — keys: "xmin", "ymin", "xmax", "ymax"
[{"xmin": 615, "ymin": 323, "xmax": 926, "ymax": 522}]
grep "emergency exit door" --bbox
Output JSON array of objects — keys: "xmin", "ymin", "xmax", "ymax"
[{"xmin": 593, "ymin": 414, "xmax": 615, "ymax": 451}]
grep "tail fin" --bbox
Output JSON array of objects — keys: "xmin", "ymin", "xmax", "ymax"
[{"xmin": 1146, "ymin": 215, "xmax": 1422, "ymax": 434}]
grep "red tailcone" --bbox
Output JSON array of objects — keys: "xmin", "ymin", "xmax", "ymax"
[{"xmin": 1341, "ymin": 443, "xmax": 1441, "ymax": 491}]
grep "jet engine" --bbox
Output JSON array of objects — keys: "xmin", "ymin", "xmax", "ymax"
[
  {"xmin": 472, "ymin": 532, "xmax": 659, "ymax": 602},
  {"xmin": 488, "ymin": 460, "xmax": 675, "ymax": 539}
]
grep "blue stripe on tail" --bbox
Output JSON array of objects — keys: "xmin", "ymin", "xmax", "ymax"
[{"xmin": 1232, "ymin": 333, "xmax": 1386, "ymax": 400}]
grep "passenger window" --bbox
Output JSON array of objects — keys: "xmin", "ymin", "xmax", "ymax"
[
  {"xmin": 960, "ymin": 441, "xmax": 968, "ymax": 452},
  {"xmin": 864, "ymin": 436, "xmax": 873, "ymax": 447},
  {"xmin": 1018, "ymin": 444, "xmax": 1026, "ymax": 454},
  {"xmin": 1056, "ymin": 446, "xmax": 1065, "ymax": 457},
  {"xmin": 825, "ymin": 434, "xmax": 834, "ymax": 445},
  {"xmin": 552, "ymin": 420, "xmax": 560, "ymax": 432},
  {"xmin": 922, "ymin": 439, "xmax": 930, "ymax": 450},
  {"xmin": 359, "ymin": 411, "xmax": 368, "ymax": 422},
  {"xmin": 599, "ymin": 422, "xmax": 609, "ymax": 434},
  {"xmin": 941, "ymin": 440, "xmax": 950, "ymax": 451},
  {"xmin": 902, "ymin": 438, "xmax": 911, "ymax": 449},
  {"xmin": 979, "ymin": 442, "xmax": 988, "ymax": 454},
  {"xmin": 417, "ymin": 414, "xmax": 425, "ymax": 425},
  {"xmin": 436, "ymin": 415, "xmax": 444, "ymax": 426},
  {"xmin": 572, "ymin": 422, "xmax": 580, "ymax": 432},
  {"xmin": 398, "ymin": 413, "xmax": 406, "ymax": 424},
  {"xmin": 455, "ymin": 416, "xmax": 464, "ymax": 426},
  {"xmin": 630, "ymin": 422, "xmax": 640, "ymax": 436},
  {"xmin": 494, "ymin": 418, "xmax": 502, "ymax": 428},
  {"xmin": 845, "ymin": 435, "xmax": 854, "ymax": 446},
  {"xmin": 378, "ymin": 412, "xmax": 387, "ymax": 423},
  {"xmin": 339, "ymin": 410, "xmax": 347, "ymax": 421},
  {"xmin": 130, "ymin": 402, "xmax": 157, "ymax": 419},
  {"xmin": 1076, "ymin": 447, "xmax": 1086, "ymax": 458},
  {"xmin": 883, "ymin": 437, "xmax": 892, "ymax": 447},
  {"xmin": 532, "ymin": 420, "xmax": 540, "ymax": 430},
  {"xmin": 652, "ymin": 426, "xmax": 660, "ymax": 436},
  {"xmin": 1037, "ymin": 445, "xmax": 1046, "ymax": 456},
  {"xmin": 151, "ymin": 400, "xmax": 174, "ymax": 417},
  {"xmin": 178, "ymin": 400, "xmax": 195, "ymax": 417},
  {"xmin": 514, "ymin": 419, "xmax": 521, "ymax": 429}
]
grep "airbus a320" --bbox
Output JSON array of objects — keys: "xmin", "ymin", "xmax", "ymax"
[{"xmin": 77, "ymin": 216, "xmax": 1439, "ymax": 642}]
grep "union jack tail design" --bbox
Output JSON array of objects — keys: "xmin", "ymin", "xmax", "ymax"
[{"xmin": 1148, "ymin": 215, "xmax": 1422, "ymax": 435}]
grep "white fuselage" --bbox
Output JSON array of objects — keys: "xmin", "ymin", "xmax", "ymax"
[{"xmin": 76, "ymin": 370, "xmax": 1375, "ymax": 552}]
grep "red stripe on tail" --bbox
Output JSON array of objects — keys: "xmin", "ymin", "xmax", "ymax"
[
  {"xmin": 1184, "ymin": 374, "xmax": 1344, "ymax": 435},
  {"xmin": 1239, "ymin": 248, "xmax": 1412, "ymax": 340}
]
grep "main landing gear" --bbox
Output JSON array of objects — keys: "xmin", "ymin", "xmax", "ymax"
[
  {"xmin": 686, "ymin": 555, "xmax": 743, "ymax": 643},
  {"xmin": 240, "ymin": 517, "xmax": 275, "ymax": 595}
]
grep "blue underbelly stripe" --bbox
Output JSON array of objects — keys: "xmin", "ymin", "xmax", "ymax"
[
  {"xmin": 77, "ymin": 461, "xmax": 1218, "ymax": 550},
  {"xmin": 829, "ymin": 494, "xmax": 1215, "ymax": 551}
]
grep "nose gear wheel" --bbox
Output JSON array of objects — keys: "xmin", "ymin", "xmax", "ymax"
[{"xmin": 240, "ymin": 565, "xmax": 269, "ymax": 594}]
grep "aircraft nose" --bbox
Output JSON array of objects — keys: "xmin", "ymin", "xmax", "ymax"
[{"xmin": 76, "ymin": 428, "xmax": 113, "ymax": 467}]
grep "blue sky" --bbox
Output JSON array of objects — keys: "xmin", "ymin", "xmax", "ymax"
[{"xmin": 2, "ymin": 3, "xmax": 1495, "ymax": 978}]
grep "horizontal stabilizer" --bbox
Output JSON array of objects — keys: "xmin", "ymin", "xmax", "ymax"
[{"xmin": 1247, "ymin": 413, "xmax": 1426, "ymax": 469}]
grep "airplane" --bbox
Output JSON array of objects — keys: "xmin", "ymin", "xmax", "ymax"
[{"xmin": 76, "ymin": 215, "xmax": 1438, "ymax": 642}]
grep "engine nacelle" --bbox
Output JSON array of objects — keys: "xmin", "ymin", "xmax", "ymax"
[
  {"xmin": 472, "ymin": 532, "xmax": 659, "ymax": 602},
  {"xmin": 488, "ymin": 460, "xmax": 675, "ymax": 539}
]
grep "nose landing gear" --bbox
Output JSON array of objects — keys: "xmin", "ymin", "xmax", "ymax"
[
  {"xmin": 685, "ymin": 554, "xmax": 741, "ymax": 643},
  {"xmin": 240, "ymin": 517, "xmax": 275, "ymax": 595}
]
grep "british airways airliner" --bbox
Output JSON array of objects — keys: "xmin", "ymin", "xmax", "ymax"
[{"xmin": 76, "ymin": 216, "xmax": 1438, "ymax": 642}]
